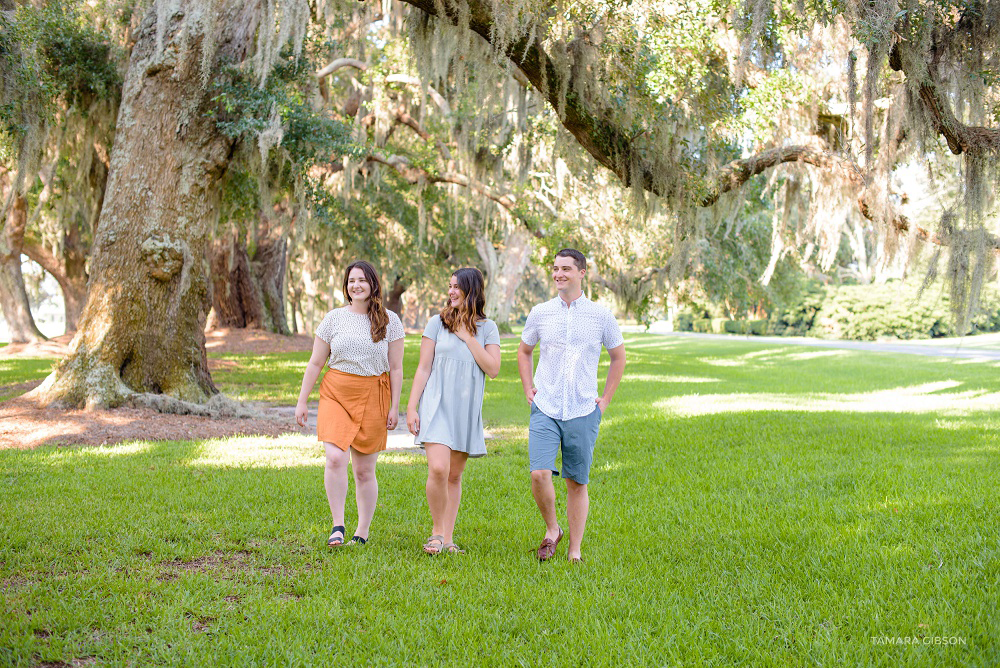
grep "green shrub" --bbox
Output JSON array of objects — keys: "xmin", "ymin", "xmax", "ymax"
[
  {"xmin": 720, "ymin": 319, "xmax": 770, "ymax": 336},
  {"xmin": 711, "ymin": 318, "xmax": 727, "ymax": 334},
  {"xmin": 814, "ymin": 283, "xmax": 952, "ymax": 341},
  {"xmin": 772, "ymin": 281, "xmax": 827, "ymax": 336},
  {"xmin": 675, "ymin": 312, "xmax": 695, "ymax": 332},
  {"xmin": 723, "ymin": 320, "xmax": 744, "ymax": 334},
  {"xmin": 693, "ymin": 318, "xmax": 712, "ymax": 333}
]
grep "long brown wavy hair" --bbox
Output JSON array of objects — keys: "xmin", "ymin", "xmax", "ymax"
[
  {"xmin": 440, "ymin": 267, "xmax": 486, "ymax": 336},
  {"xmin": 343, "ymin": 260, "xmax": 389, "ymax": 342}
]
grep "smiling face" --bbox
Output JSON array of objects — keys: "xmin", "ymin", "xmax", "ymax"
[
  {"xmin": 552, "ymin": 255, "xmax": 585, "ymax": 297},
  {"xmin": 346, "ymin": 267, "xmax": 372, "ymax": 303},
  {"xmin": 447, "ymin": 275, "xmax": 464, "ymax": 309}
]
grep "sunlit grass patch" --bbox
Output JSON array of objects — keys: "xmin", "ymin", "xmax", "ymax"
[
  {"xmin": 188, "ymin": 434, "xmax": 321, "ymax": 469},
  {"xmin": 785, "ymin": 349, "xmax": 852, "ymax": 361},
  {"xmin": 656, "ymin": 382, "xmax": 1000, "ymax": 417},
  {"xmin": 45, "ymin": 441, "xmax": 155, "ymax": 461},
  {"xmin": 377, "ymin": 452, "xmax": 423, "ymax": 466},
  {"xmin": 483, "ymin": 424, "xmax": 528, "ymax": 441},
  {"xmin": 951, "ymin": 356, "xmax": 996, "ymax": 365},
  {"xmin": 627, "ymin": 373, "xmax": 721, "ymax": 383}
]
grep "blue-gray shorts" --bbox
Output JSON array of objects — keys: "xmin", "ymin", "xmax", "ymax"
[{"xmin": 528, "ymin": 403, "xmax": 603, "ymax": 484}]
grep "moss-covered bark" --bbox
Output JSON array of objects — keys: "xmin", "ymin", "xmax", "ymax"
[{"xmin": 36, "ymin": 0, "xmax": 263, "ymax": 408}]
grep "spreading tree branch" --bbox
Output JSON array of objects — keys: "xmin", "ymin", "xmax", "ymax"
[
  {"xmin": 315, "ymin": 58, "xmax": 368, "ymax": 78},
  {"xmin": 890, "ymin": 42, "xmax": 1000, "ymax": 156},
  {"xmin": 700, "ymin": 145, "xmax": 865, "ymax": 206},
  {"xmin": 390, "ymin": 0, "xmax": 656, "ymax": 192},
  {"xmin": 366, "ymin": 153, "xmax": 518, "ymax": 210},
  {"xmin": 704, "ymin": 144, "xmax": 1000, "ymax": 253}
]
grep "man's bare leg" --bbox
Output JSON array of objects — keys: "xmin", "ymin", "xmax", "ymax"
[
  {"xmin": 566, "ymin": 479, "xmax": 589, "ymax": 560},
  {"xmin": 531, "ymin": 469, "xmax": 561, "ymax": 541}
]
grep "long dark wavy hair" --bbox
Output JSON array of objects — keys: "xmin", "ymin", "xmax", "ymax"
[
  {"xmin": 440, "ymin": 267, "xmax": 487, "ymax": 336},
  {"xmin": 343, "ymin": 260, "xmax": 389, "ymax": 342}
]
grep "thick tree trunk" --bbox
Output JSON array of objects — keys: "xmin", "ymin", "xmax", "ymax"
[
  {"xmin": 476, "ymin": 227, "xmax": 532, "ymax": 327},
  {"xmin": 0, "ymin": 195, "xmax": 46, "ymax": 343},
  {"xmin": 22, "ymin": 229, "xmax": 89, "ymax": 332},
  {"xmin": 35, "ymin": 1, "xmax": 262, "ymax": 408},
  {"xmin": 209, "ymin": 230, "xmax": 290, "ymax": 334},
  {"xmin": 385, "ymin": 276, "xmax": 410, "ymax": 320}
]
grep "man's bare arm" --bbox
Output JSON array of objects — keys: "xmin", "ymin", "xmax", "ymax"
[
  {"xmin": 596, "ymin": 344, "xmax": 626, "ymax": 413},
  {"xmin": 517, "ymin": 342, "xmax": 537, "ymax": 404}
]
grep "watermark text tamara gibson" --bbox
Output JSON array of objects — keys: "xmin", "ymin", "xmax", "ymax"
[{"xmin": 872, "ymin": 636, "xmax": 966, "ymax": 646}]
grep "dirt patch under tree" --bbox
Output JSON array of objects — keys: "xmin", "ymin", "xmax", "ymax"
[{"xmin": 0, "ymin": 328, "xmax": 313, "ymax": 450}]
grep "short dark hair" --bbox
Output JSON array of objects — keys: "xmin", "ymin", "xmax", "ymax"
[{"xmin": 555, "ymin": 248, "xmax": 587, "ymax": 270}]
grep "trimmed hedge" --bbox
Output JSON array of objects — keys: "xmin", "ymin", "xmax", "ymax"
[
  {"xmin": 813, "ymin": 283, "xmax": 952, "ymax": 340},
  {"xmin": 722, "ymin": 319, "xmax": 769, "ymax": 335},
  {"xmin": 677, "ymin": 281, "xmax": 1000, "ymax": 340}
]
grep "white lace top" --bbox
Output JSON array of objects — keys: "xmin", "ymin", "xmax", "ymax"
[{"xmin": 315, "ymin": 307, "xmax": 405, "ymax": 376}]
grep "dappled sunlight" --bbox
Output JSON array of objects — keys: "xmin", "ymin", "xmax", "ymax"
[
  {"xmin": 700, "ymin": 357, "xmax": 748, "ymax": 367},
  {"xmin": 656, "ymin": 381, "xmax": 1000, "ymax": 417},
  {"xmin": 48, "ymin": 441, "xmax": 155, "ymax": 461},
  {"xmin": 189, "ymin": 434, "xmax": 321, "ymax": 469},
  {"xmin": 742, "ymin": 348, "xmax": 794, "ymax": 359},
  {"xmin": 188, "ymin": 434, "xmax": 429, "ymax": 469},
  {"xmin": 378, "ymin": 452, "xmax": 422, "ymax": 466},
  {"xmin": 484, "ymin": 425, "xmax": 528, "ymax": 441},
  {"xmin": 934, "ymin": 417, "xmax": 1000, "ymax": 430},
  {"xmin": 625, "ymin": 340, "xmax": 680, "ymax": 351},
  {"xmin": 628, "ymin": 373, "xmax": 721, "ymax": 384},
  {"xmin": 698, "ymin": 347, "xmax": 813, "ymax": 367},
  {"xmin": 785, "ymin": 350, "xmax": 851, "ymax": 361}
]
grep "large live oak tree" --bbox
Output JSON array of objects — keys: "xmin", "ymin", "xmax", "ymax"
[{"xmin": 35, "ymin": 0, "xmax": 266, "ymax": 408}]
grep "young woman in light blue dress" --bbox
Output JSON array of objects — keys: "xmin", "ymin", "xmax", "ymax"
[{"xmin": 407, "ymin": 268, "xmax": 501, "ymax": 554}]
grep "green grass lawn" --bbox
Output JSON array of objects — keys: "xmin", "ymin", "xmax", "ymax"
[
  {"xmin": 2, "ymin": 335, "xmax": 998, "ymax": 666},
  {"xmin": 0, "ymin": 357, "xmax": 55, "ymax": 402}
]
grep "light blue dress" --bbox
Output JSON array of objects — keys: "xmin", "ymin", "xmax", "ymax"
[{"xmin": 414, "ymin": 315, "xmax": 501, "ymax": 457}]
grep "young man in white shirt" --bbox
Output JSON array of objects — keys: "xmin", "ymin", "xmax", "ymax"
[{"xmin": 517, "ymin": 249, "xmax": 626, "ymax": 562}]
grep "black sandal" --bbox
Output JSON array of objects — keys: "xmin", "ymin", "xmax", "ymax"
[
  {"xmin": 327, "ymin": 525, "xmax": 346, "ymax": 547},
  {"xmin": 347, "ymin": 535, "xmax": 367, "ymax": 546}
]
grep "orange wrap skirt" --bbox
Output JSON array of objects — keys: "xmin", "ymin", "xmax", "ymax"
[{"xmin": 317, "ymin": 369, "xmax": 391, "ymax": 454}]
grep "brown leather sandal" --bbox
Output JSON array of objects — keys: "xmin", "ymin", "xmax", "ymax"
[{"xmin": 536, "ymin": 527, "xmax": 563, "ymax": 561}]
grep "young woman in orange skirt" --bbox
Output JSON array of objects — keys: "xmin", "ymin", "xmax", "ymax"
[{"xmin": 295, "ymin": 260, "xmax": 404, "ymax": 546}]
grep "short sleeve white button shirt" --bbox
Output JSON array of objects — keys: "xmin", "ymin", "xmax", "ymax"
[{"xmin": 521, "ymin": 295, "xmax": 624, "ymax": 421}]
